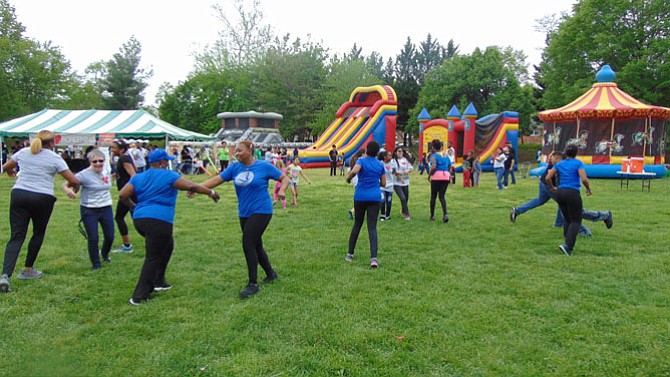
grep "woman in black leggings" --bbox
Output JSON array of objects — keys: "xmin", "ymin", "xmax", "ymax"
[
  {"xmin": 428, "ymin": 139, "xmax": 452, "ymax": 222},
  {"xmin": 546, "ymin": 144, "xmax": 592, "ymax": 256},
  {"xmin": 1, "ymin": 130, "xmax": 80, "ymax": 293},
  {"xmin": 200, "ymin": 140, "xmax": 289, "ymax": 299},
  {"xmin": 110, "ymin": 140, "xmax": 136, "ymax": 253}
]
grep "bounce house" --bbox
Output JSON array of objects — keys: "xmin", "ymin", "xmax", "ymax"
[
  {"xmin": 299, "ymin": 85, "xmax": 397, "ymax": 168},
  {"xmin": 532, "ymin": 65, "xmax": 669, "ymax": 178},
  {"xmin": 418, "ymin": 103, "xmax": 519, "ymax": 171}
]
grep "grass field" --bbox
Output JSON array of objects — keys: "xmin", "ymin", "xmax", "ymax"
[{"xmin": 1, "ymin": 166, "xmax": 669, "ymax": 376}]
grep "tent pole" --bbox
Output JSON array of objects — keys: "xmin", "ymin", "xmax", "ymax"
[
  {"xmin": 165, "ymin": 134, "xmax": 170, "ymax": 170},
  {"xmin": 643, "ymin": 116, "xmax": 648, "ymax": 158},
  {"xmin": 610, "ymin": 117, "xmax": 615, "ymax": 159}
]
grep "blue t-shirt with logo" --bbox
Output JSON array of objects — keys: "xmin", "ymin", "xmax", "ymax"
[
  {"xmin": 221, "ymin": 160, "xmax": 282, "ymax": 218},
  {"xmin": 555, "ymin": 158, "xmax": 585, "ymax": 191},
  {"xmin": 129, "ymin": 169, "xmax": 181, "ymax": 223},
  {"xmin": 354, "ymin": 157, "xmax": 385, "ymax": 202}
]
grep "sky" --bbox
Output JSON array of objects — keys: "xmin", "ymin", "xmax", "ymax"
[{"xmin": 12, "ymin": 0, "xmax": 576, "ymax": 107}]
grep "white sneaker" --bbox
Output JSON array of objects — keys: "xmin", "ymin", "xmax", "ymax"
[
  {"xmin": 370, "ymin": 258, "xmax": 379, "ymax": 268},
  {"xmin": 0, "ymin": 274, "xmax": 11, "ymax": 293}
]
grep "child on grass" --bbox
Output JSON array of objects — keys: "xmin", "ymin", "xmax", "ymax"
[
  {"xmin": 273, "ymin": 160, "xmax": 287, "ymax": 209},
  {"xmin": 286, "ymin": 157, "xmax": 312, "ymax": 206}
]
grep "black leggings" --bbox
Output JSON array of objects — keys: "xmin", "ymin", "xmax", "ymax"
[
  {"xmin": 430, "ymin": 180, "xmax": 449, "ymax": 218},
  {"xmin": 3, "ymin": 189, "xmax": 56, "ymax": 277},
  {"xmin": 239, "ymin": 214, "xmax": 274, "ymax": 285},
  {"xmin": 556, "ymin": 188, "xmax": 583, "ymax": 251},
  {"xmin": 348, "ymin": 201, "xmax": 380, "ymax": 258},
  {"xmin": 115, "ymin": 199, "xmax": 132, "ymax": 237},
  {"xmin": 131, "ymin": 218, "xmax": 173, "ymax": 301},
  {"xmin": 394, "ymin": 185, "xmax": 410, "ymax": 215}
]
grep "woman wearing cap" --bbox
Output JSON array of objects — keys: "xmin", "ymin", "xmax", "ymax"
[
  {"xmin": 198, "ymin": 140, "xmax": 289, "ymax": 299},
  {"xmin": 110, "ymin": 139, "xmax": 136, "ymax": 253},
  {"xmin": 1, "ymin": 130, "xmax": 80, "ymax": 293},
  {"xmin": 119, "ymin": 149, "xmax": 220, "ymax": 305},
  {"xmin": 62, "ymin": 149, "xmax": 115, "ymax": 270}
]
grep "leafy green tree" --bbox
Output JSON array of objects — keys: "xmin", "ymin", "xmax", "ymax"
[
  {"xmin": 0, "ymin": 0, "xmax": 72, "ymax": 120},
  {"xmin": 538, "ymin": 0, "xmax": 670, "ymax": 109},
  {"xmin": 252, "ymin": 39, "xmax": 328, "ymax": 139},
  {"xmin": 412, "ymin": 46, "xmax": 534, "ymax": 134},
  {"xmin": 101, "ymin": 36, "xmax": 152, "ymax": 110},
  {"xmin": 158, "ymin": 67, "xmax": 255, "ymax": 135}
]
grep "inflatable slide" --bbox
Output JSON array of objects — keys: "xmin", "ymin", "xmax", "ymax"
[{"xmin": 299, "ymin": 85, "xmax": 397, "ymax": 168}]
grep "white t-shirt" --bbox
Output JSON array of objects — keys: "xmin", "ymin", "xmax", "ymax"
[
  {"xmin": 382, "ymin": 161, "xmax": 394, "ymax": 192},
  {"xmin": 391, "ymin": 157, "xmax": 412, "ymax": 186},
  {"xmin": 75, "ymin": 168, "xmax": 113, "ymax": 208},
  {"xmin": 447, "ymin": 147, "xmax": 456, "ymax": 164},
  {"xmin": 11, "ymin": 148, "xmax": 69, "ymax": 196},
  {"xmin": 287, "ymin": 164, "xmax": 303, "ymax": 184},
  {"xmin": 493, "ymin": 154, "xmax": 507, "ymax": 168},
  {"xmin": 130, "ymin": 148, "xmax": 146, "ymax": 168}
]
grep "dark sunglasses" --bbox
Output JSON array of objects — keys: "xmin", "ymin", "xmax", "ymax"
[{"xmin": 90, "ymin": 160, "xmax": 105, "ymax": 163}]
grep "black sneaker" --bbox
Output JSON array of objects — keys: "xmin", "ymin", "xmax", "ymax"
[
  {"xmin": 154, "ymin": 284, "xmax": 173, "ymax": 292},
  {"xmin": 442, "ymin": 215, "xmax": 449, "ymax": 223},
  {"xmin": 129, "ymin": 297, "xmax": 148, "ymax": 306},
  {"xmin": 239, "ymin": 284, "xmax": 259, "ymax": 299},
  {"xmin": 510, "ymin": 207, "xmax": 517, "ymax": 223},
  {"xmin": 261, "ymin": 272, "xmax": 278, "ymax": 285},
  {"xmin": 605, "ymin": 211, "xmax": 613, "ymax": 229},
  {"xmin": 559, "ymin": 244, "xmax": 572, "ymax": 256}
]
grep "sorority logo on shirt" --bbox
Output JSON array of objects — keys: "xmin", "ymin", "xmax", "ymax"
[{"xmin": 234, "ymin": 171, "xmax": 254, "ymax": 187}]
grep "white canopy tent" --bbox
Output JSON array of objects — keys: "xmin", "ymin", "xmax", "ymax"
[
  {"xmin": 0, "ymin": 109, "xmax": 215, "ymax": 172},
  {"xmin": 0, "ymin": 109, "xmax": 214, "ymax": 141}
]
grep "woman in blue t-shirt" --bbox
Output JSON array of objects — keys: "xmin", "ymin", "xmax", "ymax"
[
  {"xmin": 345, "ymin": 141, "xmax": 386, "ymax": 268},
  {"xmin": 200, "ymin": 140, "xmax": 289, "ymax": 299},
  {"xmin": 428, "ymin": 139, "xmax": 452, "ymax": 223},
  {"xmin": 119, "ymin": 149, "xmax": 220, "ymax": 305},
  {"xmin": 545, "ymin": 144, "xmax": 592, "ymax": 256}
]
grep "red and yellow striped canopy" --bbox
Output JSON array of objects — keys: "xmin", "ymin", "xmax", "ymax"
[{"xmin": 538, "ymin": 82, "xmax": 670, "ymax": 121}]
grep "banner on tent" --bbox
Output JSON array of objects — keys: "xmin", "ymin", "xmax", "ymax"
[
  {"xmin": 97, "ymin": 133, "xmax": 115, "ymax": 147},
  {"xmin": 29, "ymin": 132, "xmax": 96, "ymax": 146}
]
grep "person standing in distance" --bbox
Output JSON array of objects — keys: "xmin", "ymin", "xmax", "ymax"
[
  {"xmin": 198, "ymin": 140, "xmax": 289, "ymax": 298},
  {"xmin": 218, "ymin": 141, "xmax": 230, "ymax": 172},
  {"xmin": 329, "ymin": 144, "xmax": 338, "ymax": 176},
  {"xmin": 1, "ymin": 130, "xmax": 80, "ymax": 293}
]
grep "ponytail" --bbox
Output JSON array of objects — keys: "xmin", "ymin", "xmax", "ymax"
[{"xmin": 30, "ymin": 130, "xmax": 55, "ymax": 154}]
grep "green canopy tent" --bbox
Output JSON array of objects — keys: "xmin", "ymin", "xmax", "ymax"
[
  {"xmin": 0, "ymin": 109, "xmax": 214, "ymax": 172},
  {"xmin": 0, "ymin": 109, "xmax": 213, "ymax": 141}
]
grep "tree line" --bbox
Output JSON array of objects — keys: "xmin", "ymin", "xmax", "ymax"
[{"xmin": 2, "ymin": 0, "xmax": 669, "ymax": 143}]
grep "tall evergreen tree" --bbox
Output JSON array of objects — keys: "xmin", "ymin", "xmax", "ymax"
[{"xmin": 101, "ymin": 36, "xmax": 152, "ymax": 110}]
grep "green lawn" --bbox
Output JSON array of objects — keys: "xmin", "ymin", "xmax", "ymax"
[{"xmin": 1, "ymin": 167, "xmax": 669, "ymax": 376}]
